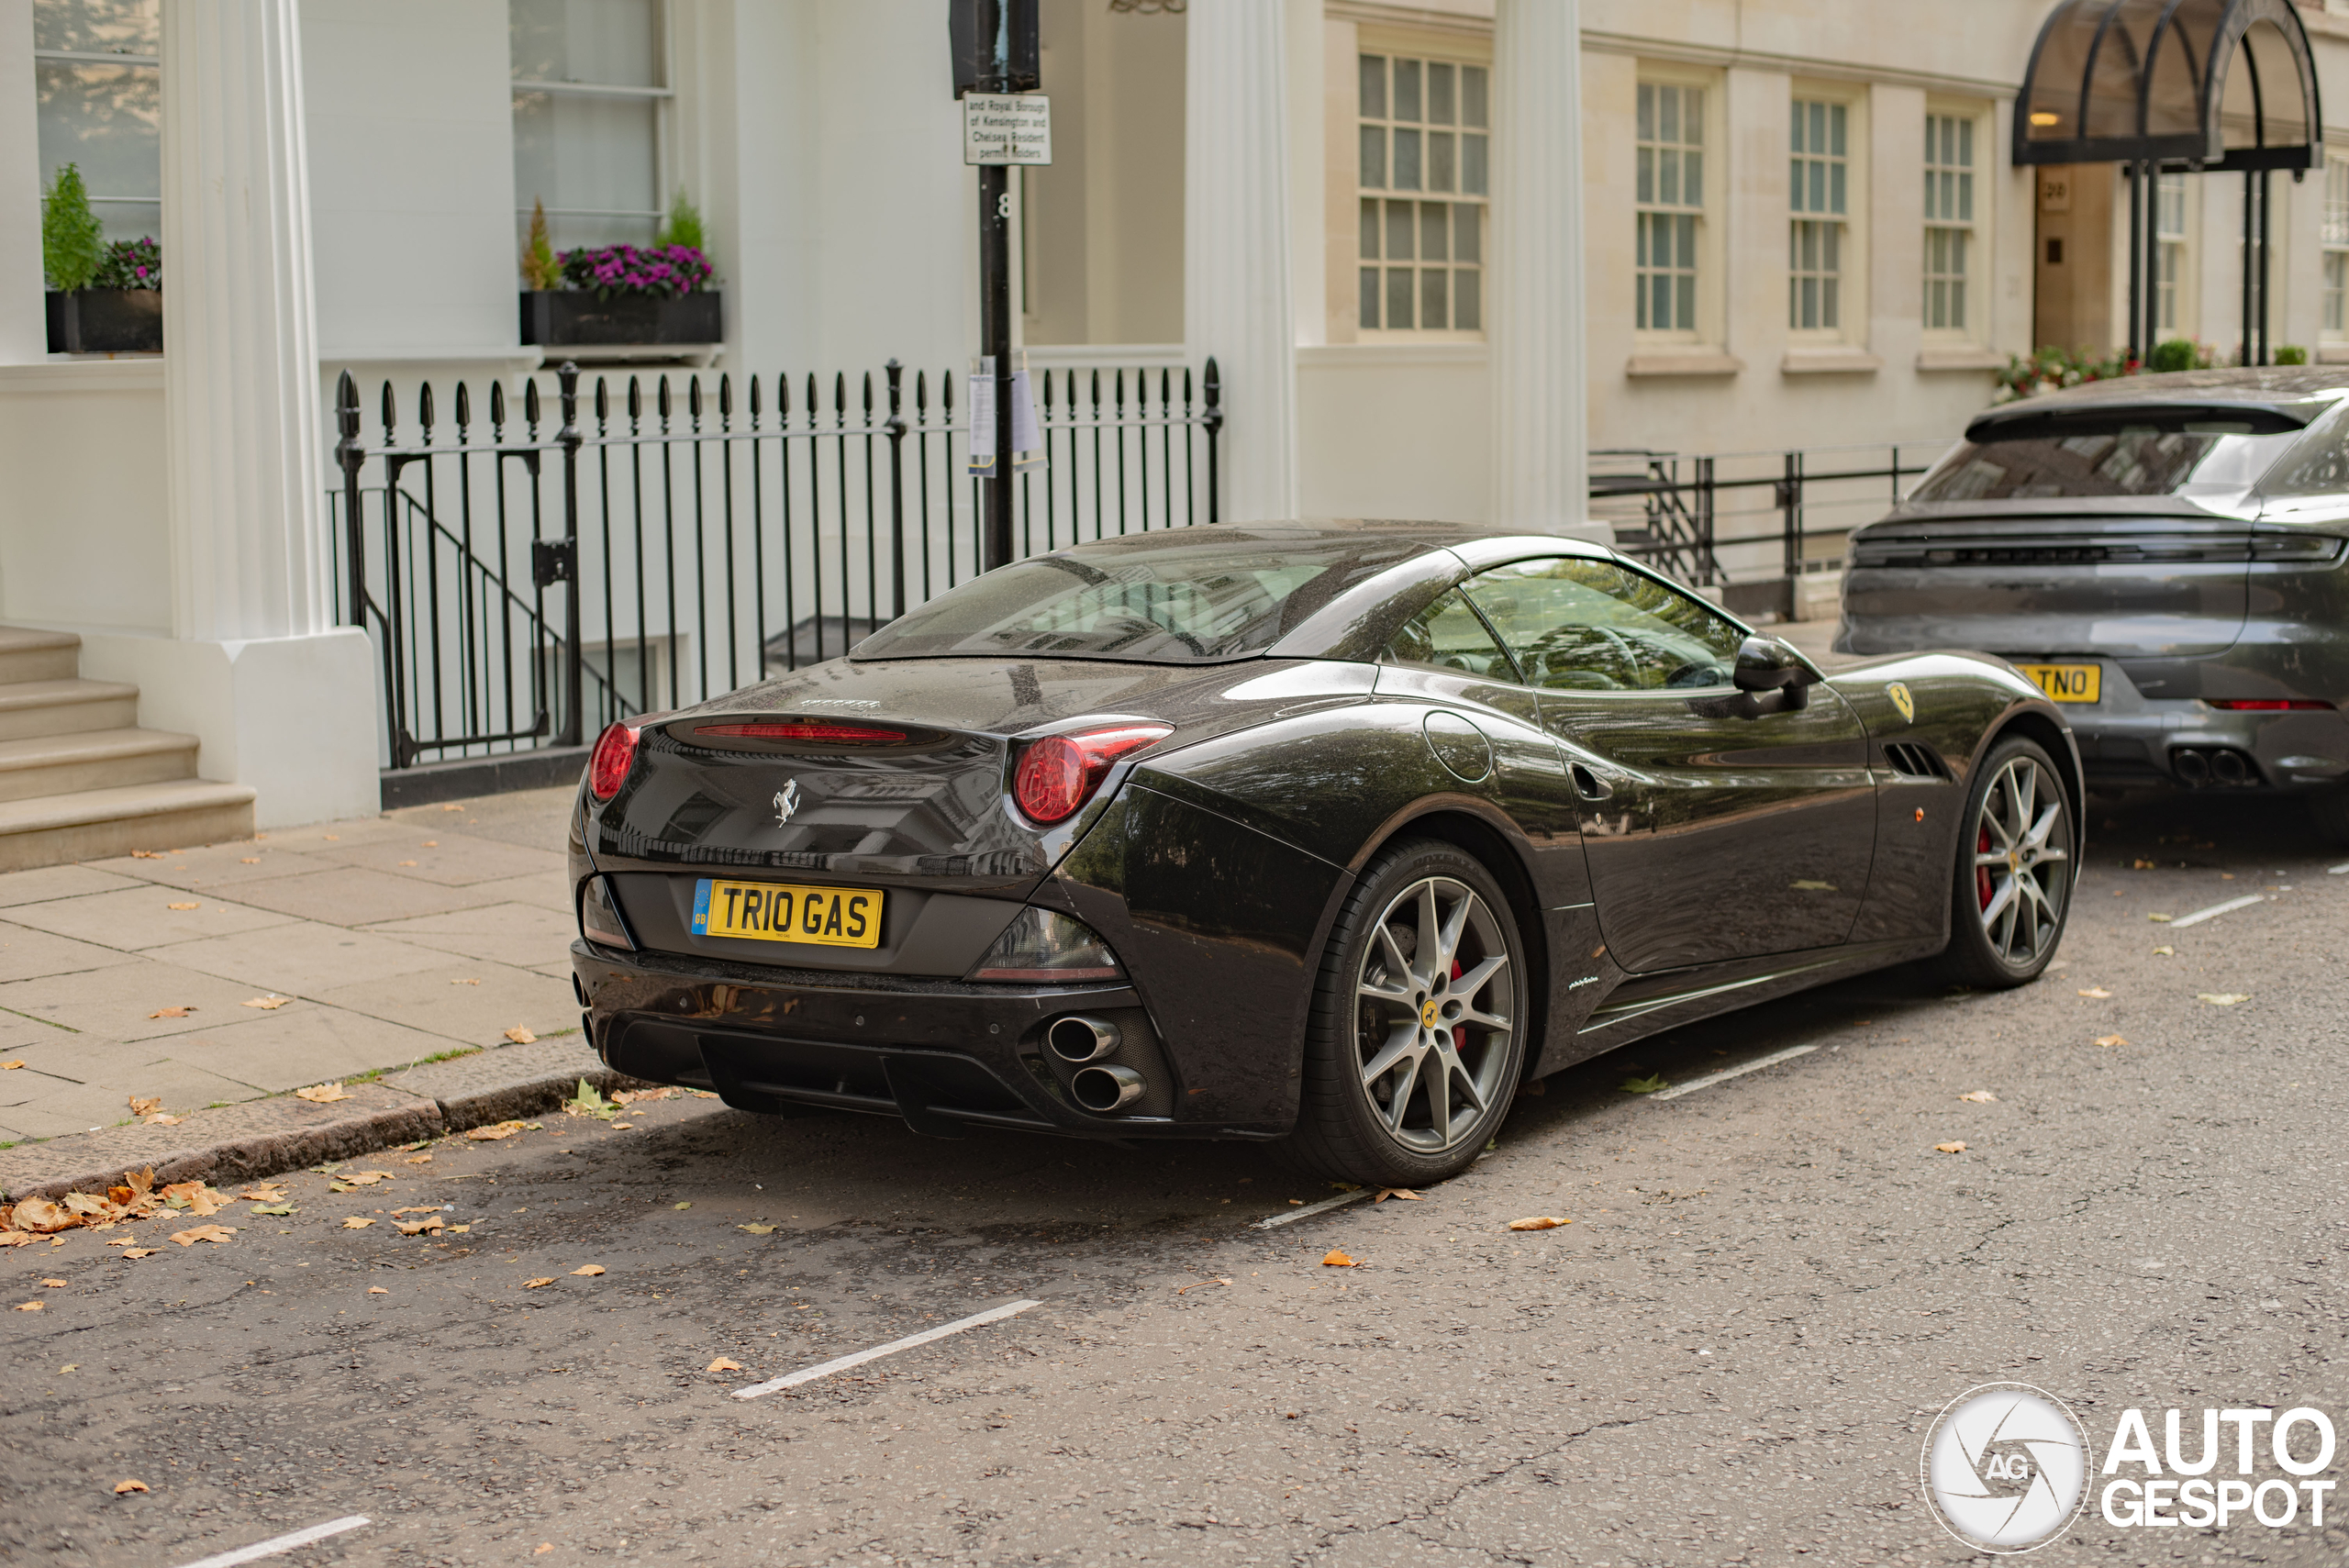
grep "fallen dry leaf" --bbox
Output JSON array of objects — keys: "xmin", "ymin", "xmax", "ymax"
[
  {"xmin": 170, "ymin": 1225, "xmax": 236, "ymax": 1246},
  {"xmin": 1320, "ymin": 1250, "xmax": 1357, "ymax": 1267},
  {"xmin": 146, "ymin": 1006, "xmax": 194, "ymax": 1018},
  {"xmin": 451, "ymin": 977, "xmax": 481, "ymax": 986},
  {"xmin": 340, "ymin": 1218, "xmax": 374, "ymax": 1229},
  {"xmin": 2153, "ymin": 946, "xmax": 2174, "ymax": 956},
  {"xmin": 571, "ymin": 1264, "xmax": 606, "ymax": 1277},
  {"xmin": 295, "ymin": 1083, "xmax": 351, "ymax": 1104},
  {"xmin": 737, "ymin": 1224, "xmax": 776, "ymax": 1235},
  {"xmin": 524, "ymin": 1277, "xmax": 555, "ymax": 1289},
  {"xmin": 610, "ymin": 1122, "xmax": 633, "ymax": 1130},
  {"xmin": 613, "ymin": 1085, "xmax": 677, "ymax": 1106},
  {"xmin": 15, "ymin": 1300, "xmax": 42, "ymax": 1310},
  {"xmin": 1508, "ymin": 1217, "xmax": 1573, "ymax": 1231},
  {"xmin": 118, "ymin": 1249, "xmax": 157, "ymax": 1260},
  {"xmin": 2148, "ymin": 913, "xmax": 2174, "ymax": 923},
  {"xmin": 166, "ymin": 902, "xmax": 199, "ymax": 911},
  {"xmin": 706, "ymin": 1357, "xmax": 742, "ymax": 1373},
  {"xmin": 127, "ymin": 1095, "xmax": 161, "ymax": 1117},
  {"xmin": 535, "ymin": 1545, "xmax": 553, "ymax": 1557},
  {"xmin": 367, "ymin": 1286, "xmax": 388, "ymax": 1295},
  {"xmin": 114, "ymin": 1479, "xmax": 147, "ymax": 1494},
  {"xmin": 1934, "ymin": 1141, "xmax": 1968, "ymax": 1154},
  {"xmin": 397, "ymin": 860, "xmax": 417, "ymax": 867},
  {"xmin": 422, "ymin": 840, "xmax": 439, "ymax": 848},
  {"xmin": 2096, "ymin": 1034, "xmax": 2129, "ymax": 1049},
  {"xmin": 239, "ymin": 1184, "xmax": 289, "ymax": 1202},
  {"xmin": 441, "ymin": 804, "xmax": 464, "ymax": 811},
  {"xmin": 130, "ymin": 850, "xmax": 163, "ymax": 859},
  {"xmin": 40, "ymin": 1277, "xmax": 66, "ymax": 1287},
  {"xmin": 1958, "ymin": 1091, "xmax": 1999, "ymax": 1104},
  {"xmin": 0, "ymin": 1060, "xmax": 20, "ymax": 1070},
  {"xmin": 466, "ymin": 1120, "xmax": 528, "ymax": 1141},
  {"xmin": 241, "ymin": 995, "xmax": 290, "ymax": 1010},
  {"xmin": 394, "ymin": 1217, "xmax": 444, "ymax": 1236},
  {"xmin": 504, "ymin": 1025, "xmax": 538, "ymax": 1044},
  {"xmin": 390, "ymin": 1205, "xmax": 442, "ymax": 1216},
  {"xmin": 330, "ymin": 1170, "xmax": 393, "ymax": 1189},
  {"xmin": 240, "ymin": 857, "xmax": 261, "ymax": 864},
  {"xmin": 1372, "ymin": 1188, "xmax": 1421, "ymax": 1204},
  {"xmin": 321, "ymin": 834, "xmax": 339, "ymax": 841},
  {"xmin": 2076, "ymin": 987, "xmax": 2112, "ymax": 999},
  {"xmin": 11, "ymin": 1196, "xmax": 77, "ymax": 1233},
  {"xmin": 248, "ymin": 1203, "xmax": 292, "ymax": 1216},
  {"xmin": 404, "ymin": 1154, "xmax": 433, "ymax": 1165},
  {"xmin": 2198, "ymin": 993, "xmax": 2251, "ymax": 1006},
  {"xmin": 144, "ymin": 1114, "xmax": 183, "ymax": 1127}
]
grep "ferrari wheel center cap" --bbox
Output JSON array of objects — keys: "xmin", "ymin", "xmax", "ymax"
[{"xmin": 1420, "ymin": 998, "xmax": 1442, "ymax": 1029}]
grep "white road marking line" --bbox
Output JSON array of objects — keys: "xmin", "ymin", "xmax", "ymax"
[
  {"xmin": 732, "ymin": 1300, "xmax": 1040, "ymax": 1399},
  {"xmin": 1649, "ymin": 1043, "xmax": 1820, "ymax": 1102},
  {"xmin": 2165, "ymin": 893, "xmax": 2268, "ymax": 929},
  {"xmin": 169, "ymin": 1516, "xmax": 371, "ymax": 1568},
  {"xmin": 1252, "ymin": 1188, "xmax": 1375, "ymax": 1229}
]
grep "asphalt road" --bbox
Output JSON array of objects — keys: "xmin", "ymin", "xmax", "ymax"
[{"xmin": 5, "ymin": 786, "xmax": 2347, "ymax": 1568}]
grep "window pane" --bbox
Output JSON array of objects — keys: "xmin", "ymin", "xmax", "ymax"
[
  {"xmin": 1361, "ymin": 268, "xmax": 1382, "ymax": 329},
  {"xmin": 1454, "ymin": 204, "xmax": 1481, "ymax": 264},
  {"xmin": 511, "ymin": 0, "xmax": 661, "ymax": 87},
  {"xmin": 1822, "ymin": 274, "xmax": 1839, "ymax": 329},
  {"xmin": 1394, "ymin": 58, "xmax": 1420, "ymax": 121},
  {"xmin": 1675, "ymin": 213, "xmax": 1695, "ymax": 266},
  {"xmin": 1386, "ymin": 590, "xmax": 1510, "ymax": 677},
  {"xmin": 1359, "ymin": 197, "xmax": 1380, "ymax": 260},
  {"xmin": 1429, "ymin": 61, "xmax": 1455, "ymax": 126},
  {"xmin": 1659, "ymin": 84, "xmax": 1679, "ymax": 143},
  {"xmin": 1359, "ymin": 54, "xmax": 1386, "ymax": 119},
  {"xmin": 1675, "ymin": 273, "xmax": 1696, "ymax": 330},
  {"xmin": 36, "ymin": 60, "xmax": 159, "ymax": 240},
  {"xmin": 1359, "ymin": 124, "xmax": 1386, "ymax": 189},
  {"xmin": 1463, "ymin": 133, "xmax": 1487, "ymax": 196},
  {"xmin": 1463, "ymin": 66, "xmax": 1488, "ymax": 128},
  {"xmin": 1637, "ymin": 83, "xmax": 1654, "ymax": 143},
  {"xmin": 1958, "ymin": 170, "xmax": 1973, "ymax": 223},
  {"xmin": 1684, "ymin": 88, "xmax": 1704, "ymax": 144},
  {"xmin": 1684, "ymin": 150, "xmax": 1701, "ymax": 206},
  {"xmin": 1420, "ymin": 202, "xmax": 1450, "ymax": 261},
  {"xmin": 1393, "ymin": 128, "xmax": 1421, "ymax": 190},
  {"xmin": 34, "ymin": 0, "xmax": 157, "ymax": 53},
  {"xmin": 1386, "ymin": 267, "xmax": 1415, "ymax": 329},
  {"xmin": 1637, "ymin": 145, "xmax": 1654, "ymax": 205},
  {"xmin": 1830, "ymin": 161, "xmax": 1845, "ymax": 215},
  {"xmin": 1957, "ymin": 117, "xmax": 1972, "ymax": 167},
  {"xmin": 1386, "ymin": 200, "xmax": 1415, "ymax": 261},
  {"xmin": 1421, "ymin": 267, "xmax": 1448, "ymax": 330},
  {"xmin": 1429, "ymin": 130, "xmax": 1455, "ymax": 192},
  {"xmin": 1464, "ymin": 560, "xmax": 1742, "ymax": 692},
  {"xmin": 513, "ymin": 89, "xmax": 660, "ymax": 249},
  {"xmin": 1455, "ymin": 268, "xmax": 1481, "ymax": 331}
]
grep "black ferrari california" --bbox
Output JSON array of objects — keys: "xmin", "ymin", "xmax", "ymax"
[{"xmin": 570, "ymin": 522, "xmax": 2081, "ymax": 1185}]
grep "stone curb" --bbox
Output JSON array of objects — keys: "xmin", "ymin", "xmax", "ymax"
[{"xmin": 0, "ymin": 1040, "xmax": 650, "ymax": 1205}]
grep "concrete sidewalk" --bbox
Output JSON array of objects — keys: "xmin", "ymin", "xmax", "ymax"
[{"xmin": 0, "ymin": 784, "xmax": 583, "ymax": 1146}]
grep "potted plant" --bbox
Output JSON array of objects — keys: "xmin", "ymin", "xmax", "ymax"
[
  {"xmin": 42, "ymin": 164, "xmax": 162, "ymax": 354},
  {"xmin": 518, "ymin": 192, "xmax": 721, "ymax": 349}
]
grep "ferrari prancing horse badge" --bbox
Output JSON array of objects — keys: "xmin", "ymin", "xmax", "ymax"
[{"xmin": 1887, "ymin": 682, "xmax": 1915, "ymax": 724}]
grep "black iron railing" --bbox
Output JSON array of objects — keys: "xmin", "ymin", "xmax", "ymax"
[
  {"xmin": 330, "ymin": 358, "xmax": 1221, "ymax": 769},
  {"xmin": 1588, "ymin": 441, "xmax": 1951, "ymax": 619}
]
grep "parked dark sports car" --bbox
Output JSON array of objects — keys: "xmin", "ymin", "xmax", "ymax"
[
  {"xmin": 1842, "ymin": 369, "xmax": 2349, "ymax": 842},
  {"xmin": 570, "ymin": 521, "xmax": 2081, "ymax": 1185}
]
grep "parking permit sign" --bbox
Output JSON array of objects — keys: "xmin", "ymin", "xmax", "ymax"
[{"xmin": 964, "ymin": 94, "xmax": 1051, "ymax": 165}]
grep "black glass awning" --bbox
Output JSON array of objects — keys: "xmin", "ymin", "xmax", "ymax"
[{"xmin": 2014, "ymin": 0, "xmax": 2321, "ymax": 170}]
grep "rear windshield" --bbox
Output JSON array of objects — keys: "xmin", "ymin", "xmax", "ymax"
[
  {"xmin": 851, "ymin": 537, "xmax": 1425, "ymax": 663},
  {"xmin": 1911, "ymin": 416, "xmax": 2313, "ymax": 503}
]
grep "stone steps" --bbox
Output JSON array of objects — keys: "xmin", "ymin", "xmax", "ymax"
[{"xmin": 0, "ymin": 628, "xmax": 255, "ymax": 870}]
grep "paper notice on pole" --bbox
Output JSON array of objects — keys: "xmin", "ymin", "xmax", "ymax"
[
  {"xmin": 966, "ymin": 363, "xmax": 1046, "ymax": 476},
  {"xmin": 963, "ymin": 95, "xmax": 1052, "ymax": 166}
]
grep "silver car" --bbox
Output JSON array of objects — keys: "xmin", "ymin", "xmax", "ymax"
[{"xmin": 1840, "ymin": 369, "xmax": 2349, "ymax": 844}]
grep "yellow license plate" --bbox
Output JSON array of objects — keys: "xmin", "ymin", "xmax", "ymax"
[
  {"xmin": 692, "ymin": 879, "xmax": 883, "ymax": 948},
  {"xmin": 2020, "ymin": 663, "xmax": 2101, "ymax": 703}
]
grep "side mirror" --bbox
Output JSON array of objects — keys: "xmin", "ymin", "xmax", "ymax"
[{"xmin": 1732, "ymin": 636, "xmax": 1819, "ymax": 708}]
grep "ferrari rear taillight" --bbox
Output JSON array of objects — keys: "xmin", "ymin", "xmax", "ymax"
[
  {"xmin": 692, "ymin": 721, "xmax": 910, "ymax": 744},
  {"xmin": 2206, "ymin": 699, "xmax": 2333, "ymax": 711},
  {"xmin": 1011, "ymin": 724, "xmax": 1172, "ymax": 825},
  {"xmin": 587, "ymin": 721, "xmax": 640, "ymax": 800}
]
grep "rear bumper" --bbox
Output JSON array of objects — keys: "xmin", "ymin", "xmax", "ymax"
[{"xmin": 572, "ymin": 940, "xmax": 1285, "ymax": 1140}]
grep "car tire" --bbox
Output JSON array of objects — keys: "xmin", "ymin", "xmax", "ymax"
[
  {"xmin": 1284, "ymin": 839, "xmax": 1528, "ymax": 1187},
  {"xmin": 1937, "ymin": 735, "xmax": 2076, "ymax": 990},
  {"xmin": 2309, "ymin": 788, "xmax": 2349, "ymax": 848}
]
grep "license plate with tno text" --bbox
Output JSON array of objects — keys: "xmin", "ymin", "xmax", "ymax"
[
  {"xmin": 2020, "ymin": 663, "xmax": 2100, "ymax": 702},
  {"xmin": 693, "ymin": 879, "xmax": 882, "ymax": 947}
]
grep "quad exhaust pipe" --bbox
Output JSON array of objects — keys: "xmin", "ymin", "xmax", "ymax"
[
  {"xmin": 2171, "ymin": 746, "xmax": 2260, "ymax": 788},
  {"xmin": 1046, "ymin": 1015, "xmax": 1120, "ymax": 1063},
  {"xmin": 1071, "ymin": 1064, "xmax": 1146, "ymax": 1114}
]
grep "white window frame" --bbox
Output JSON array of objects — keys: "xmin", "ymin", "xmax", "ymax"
[
  {"xmin": 2154, "ymin": 169, "xmax": 2192, "ymax": 339},
  {"xmin": 1634, "ymin": 68, "xmax": 1720, "ymax": 345},
  {"xmin": 1922, "ymin": 105, "xmax": 1984, "ymax": 340},
  {"xmin": 2321, "ymin": 156, "xmax": 2349, "ymax": 342},
  {"xmin": 1787, "ymin": 82, "xmax": 1867, "ymax": 347},
  {"xmin": 510, "ymin": 0, "xmax": 675, "ymax": 251},
  {"xmin": 1353, "ymin": 37, "xmax": 1491, "ymax": 342},
  {"xmin": 30, "ymin": 0, "xmax": 161, "ymax": 244}
]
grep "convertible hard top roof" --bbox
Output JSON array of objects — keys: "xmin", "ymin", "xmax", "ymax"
[
  {"xmin": 1046, "ymin": 517, "xmax": 1619, "ymax": 563},
  {"xmin": 1965, "ymin": 367, "xmax": 2349, "ymax": 444}
]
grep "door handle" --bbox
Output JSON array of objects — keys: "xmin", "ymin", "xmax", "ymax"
[{"xmin": 1571, "ymin": 762, "xmax": 1612, "ymax": 802}]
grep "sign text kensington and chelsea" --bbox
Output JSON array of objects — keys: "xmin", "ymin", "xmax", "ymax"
[{"xmin": 963, "ymin": 94, "xmax": 1052, "ymax": 167}]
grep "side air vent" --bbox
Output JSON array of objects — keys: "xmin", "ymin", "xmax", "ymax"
[{"xmin": 1883, "ymin": 742, "xmax": 1950, "ymax": 780}]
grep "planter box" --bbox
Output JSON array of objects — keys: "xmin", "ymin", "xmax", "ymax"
[
  {"xmin": 45, "ymin": 289, "xmax": 163, "ymax": 354},
  {"xmin": 518, "ymin": 290, "xmax": 721, "ymax": 349}
]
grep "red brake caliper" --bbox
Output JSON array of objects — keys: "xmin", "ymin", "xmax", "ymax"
[{"xmin": 1976, "ymin": 824, "xmax": 1994, "ymax": 910}]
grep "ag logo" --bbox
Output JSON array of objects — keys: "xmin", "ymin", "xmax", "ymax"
[
  {"xmin": 1921, "ymin": 1383, "xmax": 2091, "ymax": 1553},
  {"xmin": 1887, "ymin": 681, "xmax": 1915, "ymax": 724},
  {"xmin": 773, "ymin": 778, "xmax": 802, "ymax": 827}
]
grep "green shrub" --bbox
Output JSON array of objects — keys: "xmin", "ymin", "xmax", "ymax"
[
  {"xmin": 654, "ymin": 190, "xmax": 707, "ymax": 255},
  {"xmin": 40, "ymin": 163, "xmax": 103, "ymax": 291},
  {"xmin": 2275, "ymin": 345, "xmax": 2310, "ymax": 366},
  {"xmin": 520, "ymin": 199, "xmax": 560, "ymax": 291},
  {"xmin": 2148, "ymin": 338, "xmax": 2200, "ymax": 373}
]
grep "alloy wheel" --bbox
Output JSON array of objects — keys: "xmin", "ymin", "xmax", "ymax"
[
  {"xmin": 1971, "ymin": 753, "xmax": 2071, "ymax": 965},
  {"xmin": 1352, "ymin": 876, "xmax": 1517, "ymax": 1154}
]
